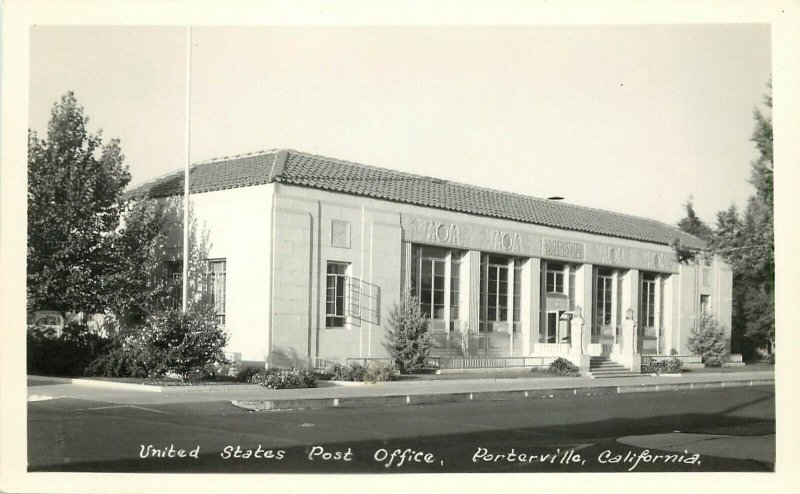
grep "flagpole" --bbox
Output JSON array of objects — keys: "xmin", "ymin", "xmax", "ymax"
[{"xmin": 182, "ymin": 26, "xmax": 192, "ymax": 313}]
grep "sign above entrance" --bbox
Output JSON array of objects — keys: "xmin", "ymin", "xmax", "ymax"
[
  {"xmin": 542, "ymin": 238, "xmax": 584, "ymax": 261},
  {"xmin": 401, "ymin": 216, "xmax": 539, "ymax": 256}
]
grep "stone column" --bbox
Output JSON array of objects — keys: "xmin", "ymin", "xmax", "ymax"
[
  {"xmin": 523, "ymin": 257, "xmax": 541, "ymax": 355},
  {"xmin": 621, "ymin": 268, "xmax": 640, "ymax": 352},
  {"xmin": 465, "ymin": 250, "xmax": 481, "ymax": 343},
  {"xmin": 574, "ymin": 263, "xmax": 593, "ymax": 352},
  {"xmin": 401, "ymin": 242, "xmax": 412, "ymax": 294}
]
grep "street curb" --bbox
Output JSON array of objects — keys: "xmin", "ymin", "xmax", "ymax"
[
  {"xmin": 27, "ymin": 375, "xmax": 263, "ymax": 394},
  {"xmin": 230, "ymin": 378, "xmax": 775, "ymax": 411}
]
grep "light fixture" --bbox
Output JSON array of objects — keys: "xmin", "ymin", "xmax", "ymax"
[
  {"xmin": 626, "ymin": 307, "xmax": 634, "ymax": 320},
  {"xmin": 575, "ymin": 305, "xmax": 582, "ymax": 318}
]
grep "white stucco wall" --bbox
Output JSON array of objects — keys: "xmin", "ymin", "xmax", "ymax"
[
  {"xmin": 189, "ymin": 184, "xmax": 275, "ymax": 362},
  {"xmin": 676, "ymin": 256, "xmax": 733, "ymax": 355},
  {"xmin": 171, "ymin": 180, "xmax": 732, "ymax": 364}
]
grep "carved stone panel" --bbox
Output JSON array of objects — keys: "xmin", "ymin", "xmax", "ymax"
[{"xmin": 331, "ymin": 219, "xmax": 351, "ymax": 248}]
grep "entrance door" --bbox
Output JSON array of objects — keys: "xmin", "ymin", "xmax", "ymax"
[{"xmin": 546, "ymin": 311, "xmax": 567, "ymax": 344}]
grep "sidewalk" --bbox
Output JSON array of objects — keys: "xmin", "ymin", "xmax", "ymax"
[{"xmin": 28, "ymin": 370, "xmax": 774, "ymax": 409}]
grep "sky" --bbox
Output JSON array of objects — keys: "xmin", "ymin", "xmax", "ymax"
[{"xmin": 28, "ymin": 24, "xmax": 771, "ymax": 226}]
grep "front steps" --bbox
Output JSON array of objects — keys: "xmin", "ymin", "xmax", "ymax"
[{"xmin": 589, "ymin": 356, "xmax": 641, "ymax": 379}]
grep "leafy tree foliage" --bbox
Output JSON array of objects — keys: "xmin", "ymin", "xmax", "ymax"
[
  {"xmin": 676, "ymin": 83, "xmax": 774, "ymax": 358},
  {"xmin": 28, "ymin": 93, "xmax": 206, "ymax": 326},
  {"xmin": 104, "ymin": 199, "xmax": 171, "ymax": 324},
  {"xmin": 28, "ymin": 92, "xmax": 131, "ymax": 315},
  {"xmin": 385, "ymin": 292, "xmax": 431, "ymax": 373}
]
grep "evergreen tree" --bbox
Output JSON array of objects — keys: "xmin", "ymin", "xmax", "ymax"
[
  {"xmin": 712, "ymin": 83, "xmax": 774, "ymax": 357},
  {"xmin": 677, "ymin": 198, "xmax": 714, "ymax": 241},
  {"xmin": 385, "ymin": 292, "xmax": 431, "ymax": 373},
  {"xmin": 687, "ymin": 312, "xmax": 728, "ymax": 367}
]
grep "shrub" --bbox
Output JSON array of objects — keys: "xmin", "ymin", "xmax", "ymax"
[
  {"xmin": 236, "ymin": 365, "xmax": 264, "ymax": 383},
  {"xmin": 688, "ymin": 313, "xmax": 728, "ymax": 367},
  {"xmin": 86, "ymin": 305, "xmax": 228, "ymax": 380},
  {"xmin": 547, "ymin": 357, "xmax": 580, "ymax": 376},
  {"xmin": 384, "ymin": 293, "xmax": 431, "ymax": 374},
  {"xmin": 641, "ymin": 357, "xmax": 682, "ymax": 375},
  {"xmin": 28, "ymin": 322, "xmax": 111, "ymax": 377},
  {"xmin": 331, "ymin": 363, "xmax": 366, "ymax": 382},
  {"xmin": 250, "ymin": 368, "xmax": 317, "ymax": 389},
  {"xmin": 363, "ymin": 361, "xmax": 396, "ymax": 383},
  {"xmin": 84, "ymin": 344, "xmax": 147, "ymax": 378}
]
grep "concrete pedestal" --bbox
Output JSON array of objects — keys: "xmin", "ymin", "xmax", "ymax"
[
  {"xmin": 569, "ymin": 317, "xmax": 591, "ymax": 375},
  {"xmin": 614, "ymin": 319, "xmax": 641, "ymax": 373}
]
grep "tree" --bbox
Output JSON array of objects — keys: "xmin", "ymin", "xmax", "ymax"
[
  {"xmin": 687, "ymin": 312, "xmax": 728, "ymax": 367},
  {"xmin": 721, "ymin": 85, "xmax": 774, "ymax": 356},
  {"xmin": 677, "ymin": 198, "xmax": 713, "ymax": 241},
  {"xmin": 103, "ymin": 199, "xmax": 171, "ymax": 325},
  {"xmin": 673, "ymin": 199, "xmax": 713, "ymax": 264},
  {"xmin": 385, "ymin": 292, "xmax": 431, "ymax": 373},
  {"xmin": 28, "ymin": 92, "xmax": 131, "ymax": 315},
  {"xmin": 702, "ymin": 82, "xmax": 774, "ymax": 358}
]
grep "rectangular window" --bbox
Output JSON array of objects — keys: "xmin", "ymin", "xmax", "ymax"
[
  {"xmin": 595, "ymin": 268, "xmax": 613, "ymax": 329},
  {"xmin": 164, "ymin": 261, "xmax": 183, "ymax": 310},
  {"xmin": 640, "ymin": 274, "xmax": 656, "ymax": 328},
  {"xmin": 411, "ymin": 246, "xmax": 462, "ymax": 325},
  {"xmin": 206, "ymin": 259, "xmax": 227, "ymax": 325},
  {"xmin": 326, "ymin": 262, "xmax": 348, "ymax": 328},
  {"xmin": 449, "ymin": 252, "xmax": 461, "ymax": 330},
  {"xmin": 480, "ymin": 255, "xmax": 514, "ymax": 332},
  {"xmin": 512, "ymin": 259, "xmax": 522, "ymax": 333},
  {"xmin": 545, "ymin": 262, "xmax": 565, "ymax": 293},
  {"xmin": 700, "ymin": 295, "xmax": 710, "ymax": 315}
]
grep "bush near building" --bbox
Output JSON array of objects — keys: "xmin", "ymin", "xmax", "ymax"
[
  {"xmin": 547, "ymin": 357, "xmax": 581, "ymax": 376},
  {"xmin": 331, "ymin": 363, "xmax": 366, "ymax": 382},
  {"xmin": 249, "ymin": 368, "xmax": 317, "ymax": 389},
  {"xmin": 331, "ymin": 361, "xmax": 396, "ymax": 383},
  {"xmin": 86, "ymin": 305, "xmax": 229, "ymax": 380},
  {"xmin": 27, "ymin": 323, "xmax": 110, "ymax": 377},
  {"xmin": 688, "ymin": 313, "xmax": 728, "ymax": 367},
  {"xmin": 385, "ymin": 293, "xmax": 431, "ymax": 374},
  {"xmin": 641, "ymin": 357, "xmax": 683, "ymax": 375}
]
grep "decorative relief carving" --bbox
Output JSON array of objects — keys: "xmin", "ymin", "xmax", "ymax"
[
  {"xmin": 586, "ymin": 243, "xmax": 672, "ymax": 272},
  {"xmin": 402, "ymin": 216, "xmax": 538, "ymax": 255},
  {"xmin": 331, "ymin": 220, "xmax": 350, "ymax": 248},
  {"xmin": 401, "ymin": 215, "xmax": 676, "ymax": 272}
]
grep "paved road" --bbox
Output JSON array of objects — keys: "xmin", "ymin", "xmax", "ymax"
[{"xmin": 28, "ymin": 385, "xmax": 774, "ymax": 473}]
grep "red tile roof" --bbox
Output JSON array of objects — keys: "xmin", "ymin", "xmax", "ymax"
[{"xmin": 125, "ymin": 149, "xmax": 706, "ymax": 249}]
